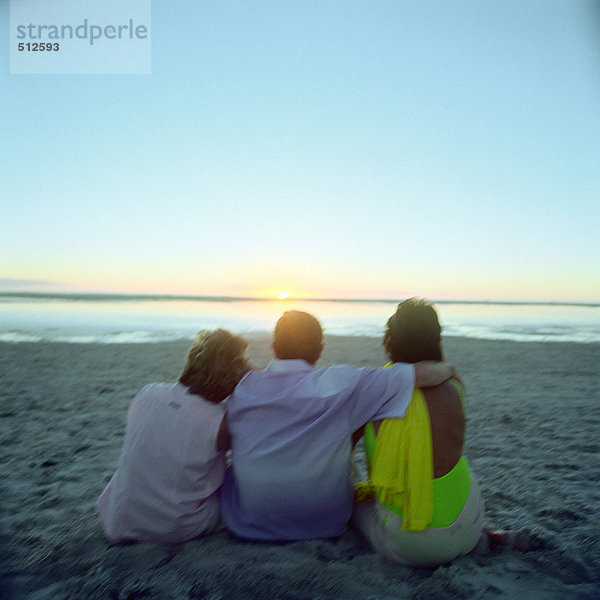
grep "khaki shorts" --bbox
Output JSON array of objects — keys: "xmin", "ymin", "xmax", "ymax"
[{"xmin": 352, "ymin": 478, "xmax": 484, "ymax": 567}]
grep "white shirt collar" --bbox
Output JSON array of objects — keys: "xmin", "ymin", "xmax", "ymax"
[{"xmin": 265, "ymin": 358, "xmax": 314, "ymax": 373}]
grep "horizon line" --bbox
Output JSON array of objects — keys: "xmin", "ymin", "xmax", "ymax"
[{"xmin": 0, "ymin": 290, "xmax": 598, "ymax": 308}]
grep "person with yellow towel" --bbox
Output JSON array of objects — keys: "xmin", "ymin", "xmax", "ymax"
[{"xmin": 352, "ymin": 299, "xmax": 483, "ymax": 566}]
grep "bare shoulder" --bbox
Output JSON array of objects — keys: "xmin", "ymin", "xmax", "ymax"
[
  {"xmin": 423, "ymin": 380, "xmax": 465, "ymax": 477},
  {"xmin": 422, "ymin": 380, "xmax": 465, "ymax": 425},
  {"xmin": 422, "ymin": 380, "xmax": 461, "ymax": 403}
]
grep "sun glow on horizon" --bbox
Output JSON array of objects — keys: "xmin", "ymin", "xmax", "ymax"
[{"xmin": 254, "ymin": 287, "xmax": 300, "ymax": 300}]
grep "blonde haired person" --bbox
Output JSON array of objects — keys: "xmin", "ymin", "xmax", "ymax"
[{"xmin": 96, "ymin": 329, "xmax": 250, "ymax": 544}]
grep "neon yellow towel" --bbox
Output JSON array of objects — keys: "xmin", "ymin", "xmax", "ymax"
[{"xmin": 370, "ymin": 389, "xmax": 433, "ymax": 531}]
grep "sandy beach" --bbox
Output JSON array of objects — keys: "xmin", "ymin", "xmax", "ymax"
[{"xmin": 1, "ymin": 334, "xmax": 599, "ymax": 599}]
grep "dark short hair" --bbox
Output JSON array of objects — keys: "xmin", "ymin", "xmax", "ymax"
[
  {"xmin": 179, "ymin": 329, "xmax": 250, "ymax": 403},
  {"xmin": 383, "ymin": 298, "xmax": 442, "ymax": 363},
  {"xmin": 273, "ymin": 310, "xmax": 323, "ymax": 364}
]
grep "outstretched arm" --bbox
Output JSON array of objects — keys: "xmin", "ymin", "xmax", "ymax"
[{"xmin": 414, "ymin": 361, "xmax": 459, "ymax": 388}]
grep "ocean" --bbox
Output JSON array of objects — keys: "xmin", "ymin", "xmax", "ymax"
[{"xmin": 0, "ymin": 293, "xmax": 598, "ymax": 344}]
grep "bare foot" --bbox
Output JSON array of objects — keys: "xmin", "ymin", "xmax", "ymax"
[{"xmin": 483, "ymin": 528, "xmax": 543, "ymax": 552}]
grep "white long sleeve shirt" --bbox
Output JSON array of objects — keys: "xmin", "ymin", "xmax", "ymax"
[{"xmin": 220, "ymin": 359, "xmax": 414, "ymax": 541}]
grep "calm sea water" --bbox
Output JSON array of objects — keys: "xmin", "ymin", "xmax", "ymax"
[{"xmin": 0, "ymin": 294, "xmax": 598, "ymax": 344}]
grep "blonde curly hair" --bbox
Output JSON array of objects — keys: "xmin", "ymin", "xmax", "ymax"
[{"xmin": 179, "ymin": 329, "xmax": 250, "ymax": 403}]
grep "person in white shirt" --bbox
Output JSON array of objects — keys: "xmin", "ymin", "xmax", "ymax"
[
  {"xmin": 220, "ymin": 310, "xmax": 458, "ymax": 542},
  {"xmin": 96, "ymin": 329, "xmax": 250, "ymax": 544}
]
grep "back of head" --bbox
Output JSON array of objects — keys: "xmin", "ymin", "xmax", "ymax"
[
  {"xmin": 384, "ymin": 298, "xmax": 442, "ymax": 363},
  {"xmin": 273, "ymin": 310, "xmax": 323, "ymax": 365},
  {"xmin": 179, "ymin": 328, "xmax": 250, "ymax": 402}
]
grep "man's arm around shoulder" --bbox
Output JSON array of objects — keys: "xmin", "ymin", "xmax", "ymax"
[{"xmin": 414, "ymin": 361, "xmax": 459, "ymax": 388}]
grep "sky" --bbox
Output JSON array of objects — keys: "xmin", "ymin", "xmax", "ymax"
[{"xmin": 1, "ymin": 1, "xmax": 599, "ymax": 302}]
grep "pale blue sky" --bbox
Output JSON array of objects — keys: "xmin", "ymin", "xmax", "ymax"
[{"xmin": 2, "ymin": 1, "xmax": 599, "ymax": 301}]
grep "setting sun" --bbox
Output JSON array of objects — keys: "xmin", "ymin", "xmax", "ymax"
[{"xmin": 277, "ymin": 291, "xmax": 291, "ymax": 300}]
